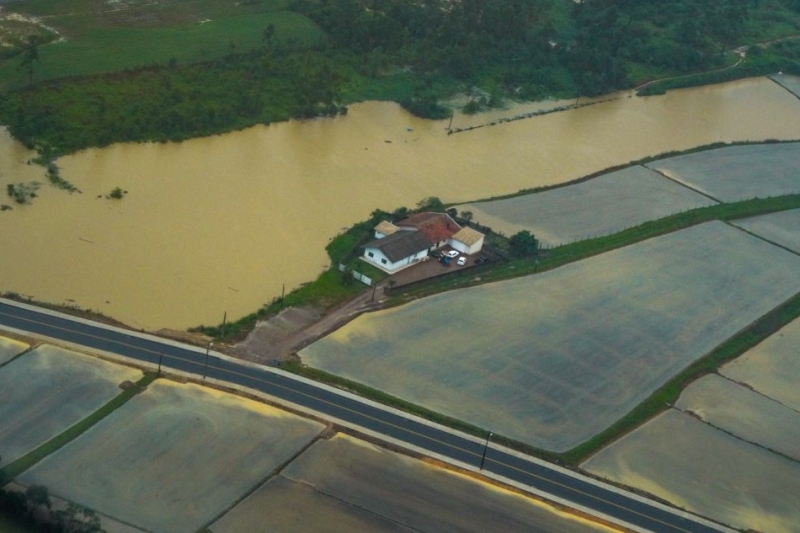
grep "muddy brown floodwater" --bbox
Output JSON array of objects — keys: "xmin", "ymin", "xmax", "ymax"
[{"xmin": 2, "ymin": 77, "xmax": 800, "ymax": 330}]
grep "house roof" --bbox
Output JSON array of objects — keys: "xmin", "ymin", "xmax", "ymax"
[
  {"xmin": 396, "ymin": 212, "xmax": 461, "ymax": 244},
  {"xmin": 452, "ymin": 226, "xmax": 484, "ymax": 246},
  {"xmin": 364, "ymin": 231, "xmax": 432, "ymax": 263},
  {"xmin": 374, "ymin": 220, "xmax": 399, "ymax": 236}
]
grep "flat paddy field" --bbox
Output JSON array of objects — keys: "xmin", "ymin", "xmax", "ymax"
[
  {"xmin": 0, "ymin": 334, "xmax": 28, "ymax": 366},
  {"xmin": 646, "ymin": 142, "xmax": 800, "ymax": 202},
  {"xmin": 722, "ymin": 315, "xmax": 800, "ymax": 412},
  {"xmin": 731, "ymin": 207, "xmax": 800, "ymax": 254},
  {"xmin": 457, "ymin": 165, "xmax": 716, "ymax": 246},
  {"xmin": 0, "ymin": 344, "xmax": 141, "ymax": 464},
  {"xmin": 581, "ymin": 409, "xmax": 800, "ymax": 533},
  {"xmin": 676, "ymin": 374, "xmax": 800, "ymax": 462},
  {"xmin": 771, "ymin": 73, "xmax": 800, "ymax": 98},
  {"xmin": 211, "ymin": 434, "xmax": 612, "ymax": 533},
  {"xmin": 300, "ymin": 221, "xmax": 800, "ymax": 451},
  {"xmin": 18, "ymin": 380, "xmax": 326, "ymax": 533}
]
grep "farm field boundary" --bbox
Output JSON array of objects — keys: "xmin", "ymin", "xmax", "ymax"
[
  {"xmin": 393, "ymin": 194, "xmax": 800, "ymax": 303},
  {"xmin": 0, "ymin": 372, "xmax": 155, "ymax": 480},
  {"xmin": 292, "ymin": 194, "xmax": 800, "ymax": 465}
]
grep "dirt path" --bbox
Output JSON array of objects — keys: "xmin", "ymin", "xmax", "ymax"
[
  {"xmin": 231, "ymin": 282, "xmax": 387, "ymax": 365},
  {"xmin": 634, "ymin": 33, "xmax": 800, "ymax": 92}
]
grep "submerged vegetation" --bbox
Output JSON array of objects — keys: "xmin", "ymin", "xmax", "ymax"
[
  {"xmin": 2, "ymin": 1, "xmax": 800, "ymax": 155},
  {"xmin": 6, "ymin": 182, "xmax": 40, "ymax": 204}
]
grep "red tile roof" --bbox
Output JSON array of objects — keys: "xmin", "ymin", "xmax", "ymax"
[{"xmin": 396, "ymin": 212, "xmax": 461, "ymax": 244}]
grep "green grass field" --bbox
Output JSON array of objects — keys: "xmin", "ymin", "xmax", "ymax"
[{"xmin": 0, "ymin": 0, "xmax": 325, "ymax": 88}]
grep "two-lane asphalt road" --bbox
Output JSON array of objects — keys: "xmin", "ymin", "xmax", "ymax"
[{"xmin": 0, "ymin": 298, "xmax": 732, "ymax": 533}]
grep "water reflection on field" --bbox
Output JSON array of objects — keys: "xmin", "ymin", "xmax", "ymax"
[{"xmin": 1, "ymin": 77, "xmax": 800, "ymax": 329}]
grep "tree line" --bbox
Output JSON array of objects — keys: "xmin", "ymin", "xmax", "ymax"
[
  {"xmin": 2, "ymin": 0, "xmax": 800, "ymax": 155},
  {"xmin": 1, "ymin": 457, "xmax": 103, "ymax": 533}
]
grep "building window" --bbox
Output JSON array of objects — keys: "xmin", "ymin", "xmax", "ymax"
[
  {"xmin": 381, "ymin": 258, "xmax": 387, "ymax": 265},
  {"xmin": 368, "ymin": 251, "xmax": 374, "ymax": 258}
]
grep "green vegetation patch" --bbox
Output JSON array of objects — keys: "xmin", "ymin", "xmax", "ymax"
[
  {"xmin": 0, "ymin": 45, "xmax": 347, "ymax": 154},
  {"xmin": 5, "ymin": 1, "xmax": 800, "ymax": 155},
  {"xmin": 0, "ymin": 11, "xmax": 325, "ymax": 87}
]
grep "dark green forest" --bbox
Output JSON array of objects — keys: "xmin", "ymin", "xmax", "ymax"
[{"xmin": 3, "ymin": 0, "xmax": 800, "ymax": 156}]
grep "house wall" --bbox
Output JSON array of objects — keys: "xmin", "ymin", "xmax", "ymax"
[
  {"xmin": 363, "ymin": 247, "xmax": 429, "ymax": 273},
  {"xmin": 450, "ymin": 237, "xmax": 484, "ymax": 255}
]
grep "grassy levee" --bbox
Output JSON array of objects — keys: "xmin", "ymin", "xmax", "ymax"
[
  {"xmin": 194, "ymin": 268, "xmax": 365, "ymax": 340},
  {"xmin": 0, "ymin": 373, "xmax": 156, "ymax": 480},
  {"xmin": 393, "ymin": 194, "xmax": 800, "ymax": 303}
]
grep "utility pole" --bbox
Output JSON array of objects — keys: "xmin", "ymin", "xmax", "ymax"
[
  {"xmin": 479, "ymin": 431, "xmax": 493, "ymax": 471},
  {"xmin": 157, "ymin": 353, "xmax": 163, "ymax": 377},
  {"xmin": 203, "ymin": 341, "xmax": 213, "ymax": 380}
]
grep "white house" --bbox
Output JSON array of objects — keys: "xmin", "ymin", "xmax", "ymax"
[
  {"xmin": 362, "ymin": 212, "xmax": 485, "ymax": 273},
  {"xmin": 449, "ymin": 226, "xmax": 484, "ymax": 255},
  {"xmin": 362, "ymin": 231, "xmax": 432, "ymax": 273}
]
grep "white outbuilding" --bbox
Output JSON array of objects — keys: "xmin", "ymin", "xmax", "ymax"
[{"xmin": 449, "ymin": 226, "xmax": 485, "ymax": 255}]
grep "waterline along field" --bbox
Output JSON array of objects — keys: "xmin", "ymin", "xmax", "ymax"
[
  {"xmin": 18, "ymin": 381, "xmax": 326, "ymax": 533},
  {"xmin": 457, "ymin": 165, "xmax": 717, "ymax": 247},
  {"xmin": 300, "ymin": 221, "xmax": 800, "ymax": 451},
  {"xmin": 0, "ymin": 344, "xmax": 142, "ymax": 464},
  {"xmin": 211, "ymin": 434, "xmax": 612, "ymax": 533}
]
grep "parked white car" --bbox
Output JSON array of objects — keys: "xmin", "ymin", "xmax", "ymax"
[
  {"xmin": 456, "ymin": 256, "xmax": 467, "ymax": 266},
  {"xmin": 445, "ymin": 250, "xmax": 460, "ymax": 258}
]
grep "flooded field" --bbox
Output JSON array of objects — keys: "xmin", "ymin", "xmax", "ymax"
[
  {"xmin": 772, "ymin": 73, "xmax": 800, "ymax": 98},
  {"xmin": 212, "ymin": 434, "xmax": 612, "ymax": 533},
  {"xmin": 0, "ymin": 345, "xmax": 141, "ymax": 464},
  {"xmin": 458, "ymin": 165, "xmax": 716, "ymax": 246},
  {"xmin": 676, "ymin": 374, "xmax": 800, "ymax": 462},
  {"xmin": 582, "ymin": 409, "xmax": 800, "ymax": 533},
  {"xmin": 646, "ymin": 141, "xmax": 800, "ymax": 202},
  {"xmin": 2, "ymin": 77, "xmax": 800, "ymax": 329},
  {"xmin": 732, "ymin": 207, "xmax": 800, "ymax": 253},
  {"xmin": 722, "ymin": 316, "xmax": 800, "ymax": 412},
  {"xmin": 300, "ymin": 222, "xmax": 800, "ymax": 451},
  {"xmin": 18, "ymin": 381, "xmax": 325, "ymax": 533}
]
